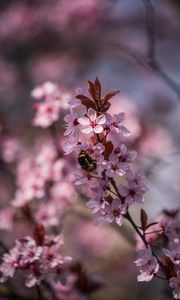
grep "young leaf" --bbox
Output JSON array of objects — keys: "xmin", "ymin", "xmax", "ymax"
[
  {"xmin": 33, "ymin": 223, "xmax": 46, "ymax": 246},
  {"xmin": 101, "ymin": 90, "xmax": 120, "ymax": 107},
  {"xmin": 140, "ymin": 209, "xmax": 148, "ymax": 231},
  {"xmin": 94, "ymin": 77, "xmax": 101, "ymax": 102},
  {"xmin": 99, "ymin": 101, "xmax": 111, "ymax": 112},
  {"xmin": 76, "ymin": 95, "xmax": 96, "ymax": 110},
  {"xmin": 103, "ymin": 141, "xmax": 114, "ymax": 160},
  {"xmin": 88, "ymin": 80, "xmax": 97, "ymax": 103},
  {"xmin": 145, "ymin": 222, "xmax": 159, "ymax": 230}
]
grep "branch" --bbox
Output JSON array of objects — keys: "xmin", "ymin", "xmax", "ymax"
[
  {"xmin": 142, "ymin": 0, "xmax": 156, "ymax": 62},
  {"xmin": 112, "ymin": 1, "xmax": 180, "ymax": 101},
  {"xmin": 36, "ymin": 285, "xmax": 43, "ymax": 300}
]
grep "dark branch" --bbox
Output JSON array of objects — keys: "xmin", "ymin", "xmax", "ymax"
[
  {"xmin": 142, "ymin": 0, "xmax": 156, "ymax": 62},
  {"xmin": 36, "ymin": 285, "xmax": 43, "ymax": 300}
]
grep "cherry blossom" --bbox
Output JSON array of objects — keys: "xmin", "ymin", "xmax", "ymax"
[
  {"xmin": 134, "ymin": 247, "xmax": 159, "ymax": 282},
  {"xmin": 35, "ymin": 203, "xmax": 60, "ymax": 228},
  {"xmin": 78, "ymin": 108, "xmax": 106, "ymax": 134},
  {"xmin": 64, "ymin": 110, "xmax": 80, "ymax": 142},
  {"xmin": 169, "ymin": 271, "xmax": 180, "ymax": 300},
  {"xmin": 106, "ymin": 112, "xmax": 130, "ymax": 136},
  {"xmin": 118, "ymin": 170, "xmax": 148, "ymax": 205},
  {"xmin": 104, "ymin": 152, "xmax": 128, "ymax": 177},
  {"xmin": 0, "ymin": 234, "xmax": 72, "ymax": 288},
  {"xmin": 163, "ymin": 239, "xmax": 180, "ymax": 266},
  {"xmin": 32, "ymin": 81, "xmax": 67, "ymax": 128}
]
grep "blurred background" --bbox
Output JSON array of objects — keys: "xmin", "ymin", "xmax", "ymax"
[{"xmin": 0, "ymin": 0, "xmax": 180, "ymax": 299}]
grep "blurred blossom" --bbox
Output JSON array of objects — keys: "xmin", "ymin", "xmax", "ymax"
[
  {"xmin": 70, "ymin": 222, "xmax": 115, "ymax": 258},
  {"xmin": 35, "ymin": 203, "xmax": 60, "ymax": 228},
  {"xmin": 170, "ymin": 271, "xmax": 180, "ymax": 300},
  {"xmin": 53, "ymin": 275, "xmax": 82, "ymax": 300},
  {"xmin": 32, "ymin": 81, "xmax": 71, "ymax": 128},
  {"xmin": 139, "ymin": 126, "xmax": 174, "ymax": 157},
  {"xmin": 1, "ymin": 137, "xmax": 22, "ymax": 163},
  {"xmin": 0, "ymin": 208, "xmax": 14, "ymax": 231},
  {"xmin": 29, "ymin": 55, "xmax": 76, "ymax": 84},
  {"xmin": 109, "ymin": 96, "xmax": 142, "ymax": 141},
  {"xmin": 134, "ymin": 247, "xmax": 159, "ymax": 282}
]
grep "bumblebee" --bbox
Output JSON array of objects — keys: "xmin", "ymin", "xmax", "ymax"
[{"xmin": 78, "ymin": 150, "xmax": 97, "ymax": 172}]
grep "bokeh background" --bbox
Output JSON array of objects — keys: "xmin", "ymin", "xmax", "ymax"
[{"xmin": 0, "ymin": 0, "xmax": 180, "ymax": 299}]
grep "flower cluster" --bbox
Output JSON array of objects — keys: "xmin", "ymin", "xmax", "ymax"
[
  {"xmin": 0, "ymin": 78, "xmax": 179, "ymax": 300},
  {"xmin": 134, "ymin": 247, "xmax": 159, "ymax": 282},
  {"xmin": 64, "ymin": 78, "xmax": 180, "ymax": 299},
  {"xmin": 135, "ymin": 208, "xmax": 180, "ymax": 299},
  {"xmin": 64, "ymin": 78, "xmax": 148, "ymax": 226},
  {"xmin": 0, "ymin": 231, "xmax": 71, "ymax": 287},
  {"xmin": 32, "ymin": 81, "xmax": 70, "ymax": 128},
  {"xmin": 0, "ymin": 136, "xmax": 77, "ymax": 231}
]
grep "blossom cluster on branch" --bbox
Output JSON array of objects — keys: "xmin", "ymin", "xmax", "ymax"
[
  {"xmin": 63, "ymin": 78, "xmax": 180, "ymax": 299},
  {"xmin": 0, "ymin": 78, "xmax": 179, "ymax": 300}
]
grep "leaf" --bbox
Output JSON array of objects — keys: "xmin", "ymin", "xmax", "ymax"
[
  {"xmin": 140, "ymin": 209, "xmax": 148, "ymax": 231},
  {"xmin": 76, "ymin": 94, "xmax": 96, "ymax": 110},
  {"xmin": 103, "ymin": 141, "xmax": 114, "ymax": 160},
  {"xmin": 33, "ymin": 223, "xmax": 46, "ymax": 246},
  {"xmin": 94, "ymin": 77, "xmax": 101, "ymax": 102},
  {"xmin": 101, "ymin": 90, "xmax": 120, "ymax": 107},
  {"xmin": 99, "ymin": 101, "xmax": 111, "ymax": 112},
  {"xmin": 88, "ymin": 80, "xmax": 97, "ymax": 102},
  {"xmin": 145, "ymin": 222, "xmax": 159, "ymax": 230},
  {"xmin": 163, "ymin": 209, "xmax": 179, "ymax": 218}
]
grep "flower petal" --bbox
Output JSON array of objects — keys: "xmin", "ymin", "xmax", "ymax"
[
  {"xmin": 78, "ymin": 117, "xmax": 90, "ymax": 126},
  {"xmin": 97, "ymin": 114, "xmax": 106, "ymax": 125}
]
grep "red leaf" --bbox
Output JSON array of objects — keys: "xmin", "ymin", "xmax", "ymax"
[
  {"xmin": 99, "ymin": 101, "xmax": 111, "ymax": 112},
  {"xmin": 33, "ymin": 223, "xmax": 46, "ymax": 246},
  {"xmin": 101, "ymin": 90, "xmax": 120, "ymax": 107},
  {"xmin": 140, "ymin": 209, "xmax": 148, "ymax": 231},
  {"xmin": 103, "ymin": 141, "xmax": 114, "ymax": 160},
  {"xmin": 145, "ymin": 222, "xmax": 159, "ymax": 230},
  {"xmin": 88, "ymin": 80, "xmax": 97, "ymax": 103},
  {"xmin": 76, "ymin": 95, "xmax": 96, "ymax": 110},
  {"xmin": 163, "ymin": 209, "xmax": 179, "ymax": 218},
  {"xmin": 94, "ymin": 77, "xmax": 101, "ymax": 102}
]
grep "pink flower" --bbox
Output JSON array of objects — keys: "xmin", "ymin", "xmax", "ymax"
[
  {"xmin": 78, "ymin": 108, "xmax": 106, "ymax": 134},
  {"xmin": 35, "ymin": 203, "xmax": 59, "ymax": 228},
  {"xmin": 169, "ymin": 271, "xmax": 180, "ymax": 299},
  {"xmin": 110, "ymin": 198, "xmax": 127, "ymax": 226},
  {"xmin": 1, "ymin": 137, "xmax": 21, "ymax": 163},
  {"xmin": 31, "ymin": 81, "xmax": 59, "ymax": 100},
  {"xmin": 18, "ymin": 237, "xmax": 42, "ymax": 265},
  {"xmin": 33, "ymin": 101, "xmax": 60, "ymax": 128},
  {"xmin": 94, "ymin": 203, "xmax": 113, "ymax": 226},
  {"xmin": 0, "ymin": 208, "xmax": 14, "ymax": 231},
  {"xmin": 32, "ymin": 81, "xmax": 62, "ymax": 128},
  {"xmin": 104, "ymin": 152, "xmax": 127, "ymax": 177},
  {"xmin": 0, "ymin": 246, "xmax": 20, "ymax": 281},
  {"xmin": 53, "ymin": 274, "xmax": 80, "ymax": 300},
  {"xmin": 163, "ymin": 239, "xmax": 180, "ymax": 265},
  {"xmin": 134, "ymin": 247, "xmax": 159, "ymax": 282},
  {"xmin": 25, "ymin": 273, "xmax": 41, "ymax": 288},
  {"xmin": 93, "ymin": 199, "xmax": 126, "ymax": 226},
  {"xmin": 118, "ymin": 170, "xmax": 148, "ymax": 205},
  {"xmin": 106, "ymin": 113, "xmax": 130, "ymax": 136},
  {"xmin": 64, "ymin": 110, "xmax": 80, "ymax": 142},
  {"xmin": 87, "ymin": 194, "xmax": 107, "ymax": 213},
  {"xmin": 0, "ymin": 234, "xmax": 72, "ymax": 288},
  {"xmin": 114, "ymin": 144, "xmax": 137, "ymax": 163}
]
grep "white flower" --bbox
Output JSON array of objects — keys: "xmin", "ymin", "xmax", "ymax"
[{"xmin": 78, "ymin": 108, "xmax": 106, "ymax": 134}]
